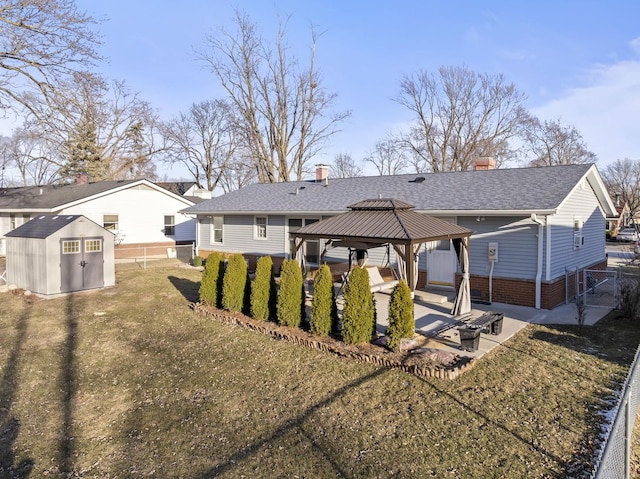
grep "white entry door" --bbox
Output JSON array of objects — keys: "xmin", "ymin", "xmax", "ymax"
[{"xmin": 427, "ymin": 238, "xmax": 455, "ymax": 287}]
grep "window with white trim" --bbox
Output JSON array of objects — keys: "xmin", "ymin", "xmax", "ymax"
[
  {"xmin": 164, "ymin": 215, "xmax": 175, "ymax": 236},
  {"xmin": 62, "ymin": 240, "xmax": 80, "ymax": 254},
  {"xmin": 210, "ymin": 216, "xmax": 223, "ymax": 244},
  {"xmin": 85, "ymin": 239, "xmax": 102, "ymax": 252},
  {"xmin": 255, "ymin": 216, "xmax": 267, "ymax": 239},
  {"xmin": 573, "ymin": 217, "xmax": 584, "ymax": 248},
  {"xmin": 103, "ymin": 214, "xmax": 118, "ymax": 231},
  {"xmin": 9, "ymin": 214, "xmax": 16, "ymax": 230}
]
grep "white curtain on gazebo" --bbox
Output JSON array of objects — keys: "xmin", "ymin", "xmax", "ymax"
[{"xmin": 451, "ymin": 236, "xmax": 471, "ymax": 317}]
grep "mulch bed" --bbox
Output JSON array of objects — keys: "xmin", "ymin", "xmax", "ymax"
[{"xmin": 193, "ymin": 302, "xmax": 476, "ymax": 380}]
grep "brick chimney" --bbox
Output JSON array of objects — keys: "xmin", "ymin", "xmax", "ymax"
[
  {"xmin": 474, "ymin": 157, "xmax": 496, "ymax": 170},
  {"xmin": 316, "ymin": 164, "xmax": 329, "ymax": 183},
  {"xmin": 75, "ymin": 173, "xmax": 89, "ymax": 185}
]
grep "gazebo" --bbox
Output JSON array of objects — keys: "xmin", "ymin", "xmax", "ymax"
[{"xmin": 290, "ymin": 199, "xmax": 473, "ymax": 316}]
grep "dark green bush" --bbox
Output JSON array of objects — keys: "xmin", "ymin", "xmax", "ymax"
[
  {"xmin": 342, "ymin": 267, "xmax": 376, "ymax": 345},
  {"xmin": 618, "ymin": 278, "xmax": 640, "ymax": 320},
  {"xmin": 199, "ymin": 252, "xmax": 223, "ymax": 307},
  {"xmin": 251, "ymin": 256, "xmax": 276, "ymax": 321},
  {"xmin": 277, "ymin": 259, "xmax": 304, "ymax": 328},
  {"xmin": 193, "ymin": 255, "xmax": 203, "ymax": 267},
  {"xmin": 386, "ymin": 280, "xmax": 415, "ymax": 350},
  {"xmin": 311, "ymin": 264, "xmax": 338, "ymax": 336},
  {"xmin": 222, "ymin": 254, "xmax": 248, "ymax": 313}
]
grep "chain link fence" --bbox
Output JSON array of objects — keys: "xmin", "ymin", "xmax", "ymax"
[{"xmin": 592, "ymin": 345, "xmax": 640, "ymax": 478}]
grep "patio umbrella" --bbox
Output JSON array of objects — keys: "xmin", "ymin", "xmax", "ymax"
[{"xmin": 451, "ymin": 237, "xmax": 471, "ymax": 317}]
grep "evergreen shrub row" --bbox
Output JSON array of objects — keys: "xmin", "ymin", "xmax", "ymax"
[{"xmin": 199, "ymin": 257, "xmax": 415, "ymax": 349}]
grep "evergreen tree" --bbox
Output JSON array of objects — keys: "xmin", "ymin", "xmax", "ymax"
[
  {"xmin": 222, "ymin": 254, "xmax": 248, "ymax": 313},
  {"xmin": 276, "ymin": 259, "xmax": 304, "ymax": 327},
  {"xmin": 342, "ymin": 267, "xmax": 376, "ymax": 344},
  {"xmin": 199, "ymin": 252, "xmax": 223, "ymax": 307},
  {"xmin": 251, "ymin": 256, "xmax": 276, "ymax": 320},
  {"xmin": 310, "ymin": 264, "xmax": 338, "ymax": 336},
  {"xmin": 386, "ymin": 280, "xmax": 415, "ymax": 350}
]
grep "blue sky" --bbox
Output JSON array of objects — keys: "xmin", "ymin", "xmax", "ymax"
[{"xmin": 76, "ymin": 0, "xmax": 640, "ymax": 178}]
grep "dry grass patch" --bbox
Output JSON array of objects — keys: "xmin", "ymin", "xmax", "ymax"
[{"xmin": 0, "ymin": 260, "xmax": 638, "ymax": 478}]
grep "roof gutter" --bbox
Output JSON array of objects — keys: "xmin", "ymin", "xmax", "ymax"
[{"xmin": 530, "ymin": 213, "xmax": 547, "ymax": 309}]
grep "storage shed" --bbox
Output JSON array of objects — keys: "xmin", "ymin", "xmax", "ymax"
[{"xmin": 5, "ymin": 214, "xmax": 115, "ymax": 295}]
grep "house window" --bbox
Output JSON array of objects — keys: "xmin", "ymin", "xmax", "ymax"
[
  {"xmin": 103, "ymin": 215, "xmax": 118, "ymax": 231},
  {"xmin": 255, "ymin": 216, "xmax": 267, "ymax": 239},
  {"xmin": 9, "ymin": 214, "xmax": 16, "ymax": 230},
  {"xmin": 210, "ymin": 216, "xmax": 223, "ymax": 244},
  {"xmin": 164, "ymin": 215, "xmax": 175, "ymax": 236},
  {"xmin": 573, "ymin": 217, "xmax": 584, "ymax": 248},
  {"xmin": 62, "ymin": 240, "xmax": 80, "ymax": 254},
  {"xmin": 288, "ymin": 218, "xmax": 320, "ymax": 264},
  {"xmin": 85, "ymin": 239, "xmax": 102, "ymax": 252},
  {"xmin": 22, "ymin": 214, "xmax": 30, "ymax": 224}
]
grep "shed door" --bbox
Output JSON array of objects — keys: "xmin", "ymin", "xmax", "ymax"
[{"xmin": 60, "ymin": 237, "xmax": 104, "ymax": 292}]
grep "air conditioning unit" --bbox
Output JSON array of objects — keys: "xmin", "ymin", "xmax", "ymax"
[{"xmin": 574, "ymin": 235, "xmax": 584, "ymax": 248}]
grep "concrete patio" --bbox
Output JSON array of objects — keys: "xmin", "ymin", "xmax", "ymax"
[{"xmin": 373, "ymin": 288, "xmax": 612, "ymax": 359}]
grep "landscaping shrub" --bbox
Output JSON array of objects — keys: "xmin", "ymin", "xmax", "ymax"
[
  {"xmin": 199, "ymin": 252, "xmax": 224, "ymax": 307},
  {"xmin": 251, "ymin": 256, "xmax": 276, "ymax": 321},
  {"xmin": 277, "ymin": 259, "xmax": 304, "ymax": 328},
  {"xmin": 310, "ymin": 264, "xmax": 338, "ymax": 336},
  {"xmin": 342, "ymin": 266, "xmax": 376, "ymax": 345},
  {"xmin": 386, "ymin": 280, "xmax": 415, "ymax": 349},
  {"xmin": 193, "ymin": 255, "xmax": 203, "ymax": 267},
  {"xmin": 222, "ymin": 254, "xmax": 248, "ymax": 313},
  {"xmin": 617, "ymin": 277, "xmax": 640, "ymax": 320}
]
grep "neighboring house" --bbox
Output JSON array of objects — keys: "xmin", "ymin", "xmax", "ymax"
[
  {"xmin": 0, "ymin": 177, "xmax": 196, "ymax": 258},
  {"xmin": 182, "ymin": 162, "xmax": 618, "ymax": 310},
  {"xmin": 156, "ymin": 181, "xmax": 213, "ymax": 203},
  {"xmin": 606, "ymin": 194, "xmax": 631, "ymax": 237}
]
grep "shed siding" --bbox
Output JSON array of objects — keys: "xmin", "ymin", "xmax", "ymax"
[
  {"xmin": 6, "ymin": 237, "xmax": 49, "ymax": 293},
  {"xmin": 460, "ymin": 216, "xmax": 538, "ymax": 280},
  {"xmin": 549, "ymin": 180, "xmax": 607, "ymax": 279}
]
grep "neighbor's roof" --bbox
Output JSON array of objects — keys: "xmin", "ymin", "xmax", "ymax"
[
  {"xmin": 5, "ymin": 214, "xmax": 84, "ymax": 238},
  {"xmin": 0, "ymin": 179, "xmax": 194, "ymax": 212},
  {"xmin": 292, "ymin": 199, "xmax": 472, "ymax": 244},
  {"xmin": 182, "ymin": 164, "xmax": 617, "ymax": 217}
]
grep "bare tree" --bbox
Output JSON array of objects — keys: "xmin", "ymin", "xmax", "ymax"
[
  {"xmin": 199, "ymin": 11, "xmax": 350, "ymax": 183},
  {"xmin": 330, "ymin": 152, "xmax": 363, "ymax": 178},
  {"xmin": 0, "ymin": 0, "xmax": 101, "ymax": 119},
  {"xmin": 365, "ymin": 138, "xmax": 407, "ymax": 176},
  {"xmin": 602, "ymin": 159, "xmax": 640, "ymax": 226},
  {"xmin": 217, "ymin": 152, "xmax": 257, "ymax": 193},
  {"xmin": 161, "ymin": 100, "xmax": 241, "ymax": 191},
  {"xmin": 394, "ymin": 65, "xmax": 527, "ymax": 172},
  {"xmin": 522, "ymin": 117, "xmax": 597, "ymax": 166},
  {"xmin": 0, "ymin": 125, "xmax": 59, "ymax": 185},
  {"xmin": 32, "ymin": 73, "xmax": 162, "ymax": 181}
]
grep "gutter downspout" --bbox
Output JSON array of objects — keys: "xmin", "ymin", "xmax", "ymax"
[{"xmin": 531, "ymin": 214, "xmax": 545, "ymax": 309}]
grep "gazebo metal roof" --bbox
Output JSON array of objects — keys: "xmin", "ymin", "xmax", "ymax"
[{"xmin": 291, "ymin": 198, "xmax": 472, "ymax": 245}]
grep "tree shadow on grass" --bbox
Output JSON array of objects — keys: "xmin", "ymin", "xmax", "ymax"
[
  {"xmin": 196, "ymin": 367, "xmax": 389, "ymax": 479},
  {"xmin": 0, "ymin": 301, "xmax": 34, "ymax": 478},
  {"xmin": 58, "ymin": 294, "xmax": 78, "ymax": 476},
  {"xmin": 168, "ymin": 275, "xmax": 200, "ymax": 303}
]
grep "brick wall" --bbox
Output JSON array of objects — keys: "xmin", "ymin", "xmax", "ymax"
[{"xmin": 455, "ymin": 259, "xmax": 608, "ymax": 310}]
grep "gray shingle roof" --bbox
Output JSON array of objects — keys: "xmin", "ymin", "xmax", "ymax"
[
  {"xmin": 0, "ymin": 180, "xmax": 138, "ymax": 211},
  {"xmin": 5, "ymin": 214, "xmax": 83, "ymax": 238},
  {"xmin": 182, "ymin": 164, "xmax": 598, "ymax": 215}
]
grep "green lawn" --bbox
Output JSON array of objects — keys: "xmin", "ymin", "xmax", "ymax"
[{"xmin": 0, "ymin": 260, "xmax": 638, "ymax": 478}]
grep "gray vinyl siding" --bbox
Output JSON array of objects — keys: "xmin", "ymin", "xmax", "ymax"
[
  {"xmin": 460, "ymin": 216, "xmax": 538, "ymax": 280},
  {"xmin": 549, "ymin": 180, "xmax": 607, "ymax": 279},
  {"xmin": 198, "ymin": 214, "xmax": 287, "ymax": 256}
]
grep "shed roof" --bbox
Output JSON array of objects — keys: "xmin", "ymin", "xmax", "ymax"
[{"xmin": 5, "ymin": 215, "xmax": 86, "ymax": 238}]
